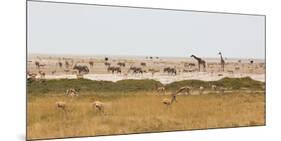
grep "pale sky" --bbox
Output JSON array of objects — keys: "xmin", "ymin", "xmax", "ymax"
[{"xmin": 27, "ymin": 1, "xmax": 265, "ymax": 59}]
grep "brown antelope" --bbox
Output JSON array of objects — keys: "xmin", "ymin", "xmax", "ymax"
[
  {"xmin": 38, "ymin": 70, "xmax": 45, "ymax": 79},
  {"xmin": 157, "ymin": 86, "xmax": 166, "ymax": 95},
  {"xmin": 65, "ymin": 88, "xmax": 80, "ymax": 97},
  {"xmin": 55, "ymin": 101, "xmax": 67, "ymax": 110}
]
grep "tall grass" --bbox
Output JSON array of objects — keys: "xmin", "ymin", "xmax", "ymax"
[
  {"xmin": 27, "ymin": 77, "xmax": 265, "ymax": 140},
  {"xmin": 27, "ymin": 91, "xmax": 265, "ymax": 140}
]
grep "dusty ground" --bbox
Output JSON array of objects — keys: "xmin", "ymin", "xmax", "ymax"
[{"xmin": 27, "ymin": 54, "xmax": 265, "ymax": 84}]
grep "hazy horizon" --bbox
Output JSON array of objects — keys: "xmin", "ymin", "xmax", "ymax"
[{"xmin": 28, "ymin": 1, "xmax": 265, "ymax": 59}]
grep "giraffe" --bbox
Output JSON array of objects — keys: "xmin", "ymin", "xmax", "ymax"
[
  {"xmin": 218, "ymin": 52, "xmax": 225, "ymax": 72},
  {"xmin": 190, "ymin": 55, "xmax": 206, "ymax": 71}
]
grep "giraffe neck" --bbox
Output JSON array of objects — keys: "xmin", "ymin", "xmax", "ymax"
[
  {"xmin": 219, "ymin": 54, "xmax": 223, "ymax": 61},
  {"xmin": 192, "ymin": 55, "xmax": 201, "ymax": 61}
]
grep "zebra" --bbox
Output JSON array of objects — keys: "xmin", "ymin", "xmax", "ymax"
[
  {"xmin": 73, "ymin": 65, "xmax": 89, "ymax": 74},
  {"xmin": 107, "ymin": 66, "xmax": 122, "ymax": 74}
]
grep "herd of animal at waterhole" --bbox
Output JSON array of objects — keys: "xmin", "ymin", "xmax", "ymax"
[
  {"xmin": 27, "ymin": 53, "xmax": 265, "ymax": 80},
  {"xmin": 28, "ymin": 53, "xmax": 265, "ymax": 115}
]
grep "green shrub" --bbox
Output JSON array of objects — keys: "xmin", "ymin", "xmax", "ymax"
[{"xmin": 27, "ymin": 77, "xmax": 264, "ymax": 95}]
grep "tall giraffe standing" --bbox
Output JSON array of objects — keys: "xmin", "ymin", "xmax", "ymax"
[
  {"xmin": 190, "ymin": 55, "xmax": 206, "ymax": 71},
  {"xmin": 218, "ymin": 52, "xmax": 225, "ymax": 72}
]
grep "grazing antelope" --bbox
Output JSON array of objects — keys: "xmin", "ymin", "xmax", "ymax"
[
  {"xmin": 235, "ymin": 66, "xmax": 240, "ymax": 71},
  {"xmin": 57, "ymin": 61, "xmax": 63, "ymax": 68},
  {"xmin": 92, "ymin": 101, "xmax": 104, "ymax": 112},
  {"xmin": 140, "ymin": 62, "xmax": 146, "ymax": 67},
  {"xmin": 199, "ymin": 86, "xmax": 204, "ymax": 95},
  {"xmin": 148, "ymin": 68, "xmax": 159, "ymax": 76},
  {"xmin": 227, "ymin": 70, "xmax": 234, "ymax": 74},
  {"xmin": 65, "ymin": 61, "xmax": 70, "ymax": 69},
  {"xmin": 76, "ymin": 74, "xmax": 84, "ymax": 79},
  {"xmin": 162, "ymin": 97, "xmax": 176, "ymax": 107},
  {"xmin": 38, "ymin": 70, "xmax": 45, "ymax": 79},
  {"xmin": 211, "ymin": 85, "xmax": 217, "ymax": 91},
  {"xmin": 27, "ymin": 72, "xmax": 37, "ymax": 80},
  {"xmin": 55, "ymin": 101, "xmax": 67, "ymax": 110},
  {"xmin": 66, "ymin": 88, "xmax": 80, "ymax": 97},
  {"xmin": 104, "ymin": 62, "xmax": 111, "ymax": 67},
  {"xmin": 89, "ymin": 61, "xmax": 94, "ymax": 68},
  {"xmin": 90, "ymin": 98, "xmax": 108, "ymax": 114},
  {"xmin": 38, "ymin": 63, "xmax": 46, "ymax": 68},
  {"xmin": 64, "ymin": 69, "xmax": 70, "ymax": 73},
  {"xmin": 157, "ymin": 87, "xmax": 166, "ymax": 94},
  {"xmin": 51, "ymin": 70, "xmax": 56, "ymax": 75},
  {"xmin": 176, "ymin": 86, "xmax": 192, "ymax": 95},
  {"xmin": 161, "ymin": 86, "xmax": 193, "ymax": 107},
  {"xmin": 117, "ymin": 62, "xmax": 125, "ymax": 67},
  {"xmin": 218, "ymin": 87, "xmax": 227, "ymax": 94},
  {"xmin": 184, "ymin": 63, "xmax": 196, "ymax": 68}
]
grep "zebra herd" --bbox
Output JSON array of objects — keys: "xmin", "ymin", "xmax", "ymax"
[{"xmin": 28, "ymin": 54, "xmax": 265, "ymax": 80}]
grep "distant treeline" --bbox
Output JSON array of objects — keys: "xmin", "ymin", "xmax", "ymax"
[{"xmin": 27, "ymin": 77, "xmax": 264, "ymax": 94}]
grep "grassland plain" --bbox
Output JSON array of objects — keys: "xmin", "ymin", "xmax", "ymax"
[{"xmin": 27, "ymin": 77, "xmax": 265, "ymax": 140}]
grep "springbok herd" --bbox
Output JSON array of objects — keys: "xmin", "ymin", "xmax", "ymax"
[
  {"xmin": 27, "ymin": 53, "xmax": 265, "ymax": 83},
  {"xmin": 57, "ymin": 84, "xmax": 244, "ymax": 114}
]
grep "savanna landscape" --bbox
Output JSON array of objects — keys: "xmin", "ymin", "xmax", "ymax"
[
  {"xmin": 27, "ymin": 55, "xmax": 265, "ymax": 140},
  {"xmin": 27, "ymin": 1, "xmax": 265, "ymax": 140}
]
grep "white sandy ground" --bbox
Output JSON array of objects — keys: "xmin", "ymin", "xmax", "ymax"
[{"xmin": 41, "ymin": 72, "xmax": 264, "ymax": 85}]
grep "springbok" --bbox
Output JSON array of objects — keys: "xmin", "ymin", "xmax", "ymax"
[
  {"xmin": 27, "ymin": 72, "xmax": 37, "ymax": 80},
  {"xmin": 211, "ymin": 85, "xmax": 217, "ymax": 91},
  {"xmin": 55, "ymin": 101, "xmax": 67, "ymax": 110},
  {"xmin": 162, "ymin": 97, "xmax": 176, "ymax": 107},
  {"xmin": 92, "ymin": 101, "xmax": 105, "ymax": 113},
  {"xmin": 161, "ymin": 86, "xmax": 193, "ymax": 107},
  {"xmin": 176, "ymin": 86, "xmax": 192, "ymax": 95},
  {"xmin": 38, "ymin": 70, "xmax": 45, "ymax": 79},
  {"xmin": 66, "ymin": 88, "xmax": 80, "ymax": 97},
  {"xmin": 90, "ymin": 98, "xmax": 110, "ymax": 114},
  {"xmin": 157, "ymin": 86, "xmax": 166, "ymax": 95},
  {"xmin": 199, "ymin": 86, "xmax": 204, "ymax": 95}
]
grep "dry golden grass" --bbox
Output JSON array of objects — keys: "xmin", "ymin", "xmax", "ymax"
[{"xmin": 27, "ymin": 91, "xmax": 265, "ymax": 140}]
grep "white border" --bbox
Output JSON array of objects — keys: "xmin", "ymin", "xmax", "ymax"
[{"xmin": 1, "ymin": 0, "xmax": 280, "ymax": 141}]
